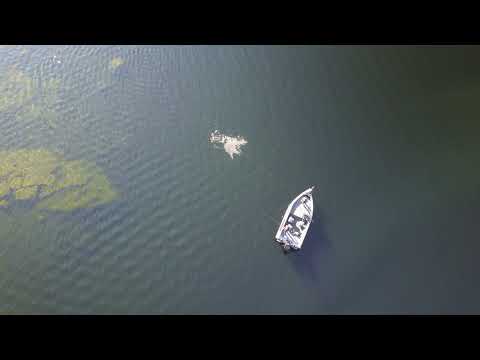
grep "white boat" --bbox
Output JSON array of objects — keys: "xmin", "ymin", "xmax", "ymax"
[{"xmin": 275, "ymin": 187, "xmax": 314, "ymax": 252}]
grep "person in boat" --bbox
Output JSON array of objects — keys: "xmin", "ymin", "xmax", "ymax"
[
  {"xmin": 285, "ymin": 220, "xmax": 295, "ymax": 234},
  {"xmin": 298, "ymin": 220, "xmax": 306, "ymax": 231},
  {"xmin": 287, "ymin": 215, "xmax": 303, "ymax": 236},
  {"xmin": 296, "ymin": 219, "xmax": 305, "ymax": 232}
]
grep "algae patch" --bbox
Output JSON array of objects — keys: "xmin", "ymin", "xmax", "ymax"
[
  {"xmin": 210, "ymin": 130, "xmax": 248, "ymax": 159},
  {"xmin": 0, "ymin": 149, "xmax": 118, "ymax": 213}
]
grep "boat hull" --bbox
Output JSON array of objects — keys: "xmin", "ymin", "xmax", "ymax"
[{"xmin": 275, "ymin": 187, "xmax": 314, "ymax": 252}]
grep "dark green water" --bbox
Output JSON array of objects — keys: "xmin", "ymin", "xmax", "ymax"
[{"xmin": 1, "ymin": 45, "xmax": 480, "ymax": 314}]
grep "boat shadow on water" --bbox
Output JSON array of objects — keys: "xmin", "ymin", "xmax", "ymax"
[{"xmin": 287, "ymin": 210, "xmax": 332, "ymax": 289}]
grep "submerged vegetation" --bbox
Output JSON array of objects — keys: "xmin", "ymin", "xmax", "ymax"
[
  {"xmin": 0, "ymin": 149, "xmax": 117, "ymax": 213},
  {"xmin": 0, "ymin": 66, "xmax": 60, "ymax": 129},
  {"xmin": 0, "ymin": 67, "xmax": 34, "ymax": 112}
]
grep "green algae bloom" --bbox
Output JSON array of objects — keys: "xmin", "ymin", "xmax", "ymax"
[
  {"xmin": 109, "ymin": 57, "xmax": 124, "ymax": 71},
  {"xmin": 0, "ymin": 149, "xmax": 118, "ymax": 213}
]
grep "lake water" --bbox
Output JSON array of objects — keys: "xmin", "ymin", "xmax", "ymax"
[{"xmin": 1, "ymin": 45, "xmax": 480, "ymax": 314}]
